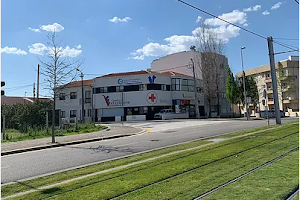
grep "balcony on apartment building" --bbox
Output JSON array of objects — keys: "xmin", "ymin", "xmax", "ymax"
[
  {"xmin": 267, "ymin": 98, "xmax": 274, "ymax": 105},
  {"xmin": 264, "ymin": 77, "xmax": 272, "ymax": 83},
  {"xmin": 283, "ymin": 97, "xmax": 298, "ymax": 104},
  {"xmin": 267, "ymin": 87, "xmax": 273, "ymax": 94}
]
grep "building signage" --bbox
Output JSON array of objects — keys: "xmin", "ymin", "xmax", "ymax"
[
  {"xmin": 182, "ymin": 93, "xmax": 194, "ymax": 99},
  {"xmin": 148, "ymin": 75, "xmax": 156, "ymax": 83},
  {"xmin": 102, "ymin": 95, "xmax": 130, "ymax": 107},
  {"xmin": 118, "ymin": 78, "xmax": 142, "ymax": 85},
  {"xmin": 146, "ymin": 92, "xmax": 157, "ymax": 104}
]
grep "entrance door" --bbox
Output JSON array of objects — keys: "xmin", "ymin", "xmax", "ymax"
[{"xmin": 199, "ymin": 106, "xmax": 205, "ymax": 116}]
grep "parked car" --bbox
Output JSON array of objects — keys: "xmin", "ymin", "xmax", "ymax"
[
  {"xmin": 260, "ymin": 110, "xmax": 285, "ymax": 118},
  {"xmin": 154, "ymin": 109, "xmax": 174, "ymax": 119}
]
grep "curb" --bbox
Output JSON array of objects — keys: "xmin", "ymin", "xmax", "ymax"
[{"xmin": 1, "ymin": 128, "xmax": 146, "ymax": 156}]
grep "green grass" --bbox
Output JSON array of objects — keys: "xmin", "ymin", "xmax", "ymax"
[
  {"xmin": 211, "ymin": 119, "xmax": 299, "ymax": 139},
  {"xmin": 203, "ymin": 151, "xmax": 299, "ymax": 200},
  {"xmin": 291, "ymin": 193, "xmax": 299, "ymax": 200},
  {"xmin": 1, "ymin": 139, "xmax": 211, "ymax": 198},
  {"xmin": 5, "ymin": 123, "xmax": 298, "ymax": 200},
  {"xmin": 1, "ymin": 123, "xmax": 107, "ymax": 143}
]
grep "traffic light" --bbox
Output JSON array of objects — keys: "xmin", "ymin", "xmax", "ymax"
[{"xmin": 1, "ymin": 81, "xmax": 5, "ymax": 96}]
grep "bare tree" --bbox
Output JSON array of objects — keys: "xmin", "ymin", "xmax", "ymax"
[
  {"xmin": 39, "ymin": 32, "xmax": 83, "ymax": 143},
  {"xmin": 194, "ymin": 18, "xmax": 226, "ymax": 117}
]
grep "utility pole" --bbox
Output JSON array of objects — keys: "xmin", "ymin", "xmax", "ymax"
[
  {"xmin": 46, "ymin": 111, "xmax": 49, "ymax": 133},
  {"xmin": 241, "ymin": 47, "xmax": 250, "ymax": 120},
  {"xmin": 37, "ymin": 64, "xmax": 40, "ymax": 100},
  {"xmin": 33, "ymin": 82, "xmax": 36, "ymax": 99},
  {"xmin": 267, "ymin": 37, "xmax": 281, "ymax": 124},
  {"xmin": 2, "ymin": 115, "xmax": 5, "ymax": 140},
  {"xmin": 191, "ymin": 58, "xmax": 200, "ymax": 119},
  {"xmin": 77, "ymin": 69, "xmax": 85, "ymax": 123}
]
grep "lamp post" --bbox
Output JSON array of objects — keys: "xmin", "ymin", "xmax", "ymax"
[
  {"xmin": 241, "ymin": 47, "xmax": 249, "ymax": 120},
  {"xmin": 77, "ymin": 68, "xmax": 84, "ymax": 123}
]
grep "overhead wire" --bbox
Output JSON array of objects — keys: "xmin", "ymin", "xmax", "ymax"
[{"xmin": 177, "ymin": 0, "xmax": 299, "ymax": 52}]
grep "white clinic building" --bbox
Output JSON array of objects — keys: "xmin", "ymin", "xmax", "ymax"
[{"xmin": 93, "ymin": 70, "xmax": 205, "ymax": 121}]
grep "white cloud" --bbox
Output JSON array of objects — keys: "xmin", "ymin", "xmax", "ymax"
[
  {"xmin": 109, "ymin": 16, "xmax": 132, "ymax": 23},
  {"xmin": 243, "ymin": 5, "xmax": 261, "ymax": 12},
  {"xmin": 40, "ymin": 23, "xmax": 64, "ymax": 32},
  {"xmin": 28, "ymin": 43, "xmax": 82, "ymax": 57},
  {"xmin": 1, "ymin": 46, "xmax": 27, "ymax": 55},
  {"xmin": 28, "ymin": 43, "xmax": 49, "ymax": 55},
  {"xmin": 262, "ymin": 10, "xmax": 270, "ymax": 15},
  {"xmin": 28, "ymin": 27, "xmax": 41, "ymax": 32},
  {"xmin": 196, "ymin": 16, "xmax": 202, "ymax": 23},
  {"xmin": 271, "ymin": 2, "xmax": 282, "ymax": 10},
  {"xmin": 130, "ymin": 9, "xmax": 248, "ymax": 60},
  {"xmin": 59, "ymin": 46, "xmax": 82, "ymax": 57},
  {"xmin": 76, "ymin": 45, "xmax": 82, "ymax": 49},
  {"xmin": 204, "ymin": 10, "xmax": 247, "ymax": 26}
]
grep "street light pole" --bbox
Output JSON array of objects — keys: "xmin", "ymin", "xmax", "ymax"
[
  {"xmin": 77, "ymin": 69, "xmax": 85, "ymax": 123},
  {"xmin": 241, "ymin": 47, "xmax": 249, "ymax": 120}
]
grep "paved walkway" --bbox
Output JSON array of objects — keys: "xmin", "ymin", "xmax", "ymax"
[{"xmin": 1, "ymin": 125, "xmax": 143, "ymax": 152}]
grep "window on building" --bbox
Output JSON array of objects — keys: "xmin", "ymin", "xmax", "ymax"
[
  {"xmin": 262, "ymin": 73, "xmax": 265, "ymax": 78},
  {"xmin": 162, "ymin": 85, "xmax": 171, "ymax": 91},
  {"xmin": 87, "ymin": 109, "xmax": 92, "ymax": 117},
  {"xmin": 267, "ymin": 73, "xmax": 271, "ymax": 78},
  {"xmin": 70, "ymin": 110, "xmax": 77, "ymax": 118},
  {"xmin": 282, "ymin": 82, "xmax": 288, "ymax": 88},
  {"xmin": 70, "ymin": 92, "xmax": 77, "ymax": 99},
  {"xmin": 59, "ymin": 93, "xmax": 65, "ymax": 100},
  {"xmin": 181, "ymin": 79, "xmax": 195, "ymax": 91},
  {"xmin": 283, "ymin": 69, "xmax": 288, "ymax": 76},
  {"xmin": 147, "ymin": 84, "xmax": 162, "ymax": 90},
  {"xmin": 171, "ymin": 78, "xmax": 181, "ymax": 91},
  {"xmin": 85, "ymin": 91, "xmax": 91, "ymax": 103},
  {"xmin": 197, "ymin": 87, "xmax": 202, "ymax": 93},
  {"xmin": 107, "ymin": 86, "xmax": 116, "ymax": 93},
  {"xmin": 116, "ymin": 86, "xmax": 124, "ymax": 92},
  {"xmin": 139, "ymin": 84, "xmax": 146, "ymax": 91},
  {"xmin": 124, "ymin": 85, "xmax": 139, "ymax": 92},
  {"xmin": 61, "ymin": 111, "xmax": 65, "ymax": 118}
]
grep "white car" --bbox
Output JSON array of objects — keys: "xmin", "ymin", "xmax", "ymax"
[{"xmin": 154, "ymin": 109, "xmax": 174, "ymax": 119}]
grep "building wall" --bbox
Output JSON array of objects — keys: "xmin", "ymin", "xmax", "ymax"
[
  {"xmin": 237, "ymin": 56, "xmax": 299, "ymax": 115},
  {"xmin": 56, "ymin": 86, "xmax": 93, "ymax": 120},
  {"xmin": 151, "ymin": 51, "xmax": 231, "ymax": 116}
]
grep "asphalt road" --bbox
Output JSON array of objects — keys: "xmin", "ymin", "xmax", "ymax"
[{"xmin": 1, "ymin": 117, "xmax": 297, "ymax": 184}]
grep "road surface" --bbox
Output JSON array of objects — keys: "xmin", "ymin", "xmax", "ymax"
[{"xmin": 1, "ymin": 118, "xmax": 297, "ymax": 184}]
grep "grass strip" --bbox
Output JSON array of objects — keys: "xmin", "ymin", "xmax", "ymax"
[
  {"xmin": 113, "ymin": 136, "xmax": 299, "ymax": 200},
  {"xmin": 8, "ymin": 126, "xmax": 298, "ymax": 199},
  {"xmin": 211, "ymin": 119, "xmax": 298, "ymax": 139},
  {"xmin": 2, "ymin": 123, "xmax": 297, "ymax": 198},
  {"xmin": 2, "ymin": 123, "xmax": 107, "ymax": 143},
  {"xmin": 203, "ymin": 150, "xmax": 299, "ymax": 200}
]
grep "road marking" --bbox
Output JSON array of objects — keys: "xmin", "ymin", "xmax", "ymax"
[{"xmin": 114, "ymin": 142, "xmax": 139, "ymax": 148}]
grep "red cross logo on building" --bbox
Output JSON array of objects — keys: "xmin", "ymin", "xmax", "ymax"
[
  {"xmin": 146, "ymin": 92, "xmax": 157, "ymax": 104},
  {"xmin": 149, "ymin": 93, "xmax": 156, "ymax": 102}
]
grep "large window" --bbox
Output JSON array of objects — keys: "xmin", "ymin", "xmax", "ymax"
[
  {"xmin": 70, "ymin": 110, "xmax": 77, "ymax": 118},
  {"xmin": 171, "ymin": 78, "xmax": 195, "ymax": 91},
  {"xmin": 107, "ymin": 86, "xmax": 116, "ymax": 93},
  {"xmin": 124, "ymin": 85, "xmax": 139, "ymax": 92},
  {"xmin": 162, "ymin": 85, "xmax": 171, "ymax": 91},
  {"xmin": 147, "ymin": 84, "xmax": 162, "ymax": 90},
  {"xmin": 172, "ymin": 78, "xmax": 181, "ymax": 91},
  {"xmin": 70, "ymin": 92, "xmax": 77, "ymax": 99},
  {"xmin": 85, "ymin": 91, "xmax": 91, "ymax": 103},
  {"xmin": 59, "ymin": 93, "xmax": 65, "ymax": 100},
  {"xmin": 94, "ymin": 87, "xmax": 106, "ymax": 94},
  {"xmin": 116, "ymin": 86, "xmax": 124, "ymax": 92}
]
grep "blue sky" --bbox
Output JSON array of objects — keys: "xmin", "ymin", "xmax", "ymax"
[{"xmin": 1, "ymin": 0, "xmax": 299, "ymax": 97}]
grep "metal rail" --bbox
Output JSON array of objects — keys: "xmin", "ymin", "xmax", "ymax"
[
  {"xmin": 193, "ymin": 147, "xmax": 299, "ymax": 199},
  {"xmin": 285, "ymin": 187, "xmax": 299, "ymax": 200}
]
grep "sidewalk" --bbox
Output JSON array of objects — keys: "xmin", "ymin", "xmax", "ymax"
[{"xmin": 1, "ymin": 125, "xmax": 144, "ymax": 154}]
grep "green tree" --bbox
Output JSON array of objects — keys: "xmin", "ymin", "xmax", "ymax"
[{"xmin": 225, "ymin": 66, "xmax": 238, "ymax": 115}]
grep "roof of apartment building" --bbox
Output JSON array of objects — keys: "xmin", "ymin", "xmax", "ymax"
[
  {"xmin": 59, "ymin": 79, "xmax": 93, "ymax": 89},
  {"xmin": 236, "ymin": 56, "xmax": 299, "ymax": 77},
  {"xmin": 1, "ymin": 96, "xmax": 52, "ymax": 105},
  {"xmin": 97, "ymin": 70, "xmax": 192, "ymax": 78}
]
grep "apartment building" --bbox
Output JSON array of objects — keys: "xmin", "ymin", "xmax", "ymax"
[
  {"xmin": 151, "ymin": 51, "xmax": 231, "ymax": 116},
  {"xmin": 237, "ymin": 56, "xmax": 299, "ymax": 116}
]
